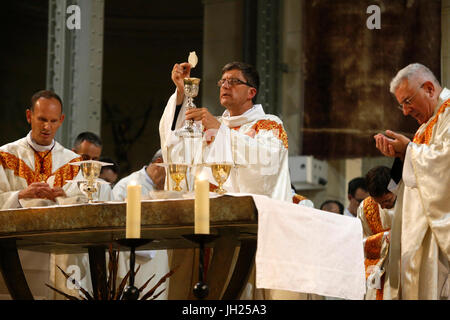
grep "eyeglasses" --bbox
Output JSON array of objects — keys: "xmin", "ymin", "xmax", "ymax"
[
  {"xmin": 217, "ymin": 78, "xmax": 253, "ymax": 88},
  {"xmin": 396, "ymin": 83, "xmax": 424, "ymax": 112}
]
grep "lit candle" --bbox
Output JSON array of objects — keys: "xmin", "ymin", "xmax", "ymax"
[
  {"xmin": 126, "ymin": 181, "xmax": 142, "ymax": 238},
  {"xmin": 195, "ymin": 171, "xmax": 209, "ymax": 234}
]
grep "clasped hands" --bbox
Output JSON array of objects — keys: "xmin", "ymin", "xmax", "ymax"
[
  {"xmin": 18, "ymin": 182, "xmax": 66, "ymax": 201},
  {"xmin": 374, "ymin": 130, "xmax": 411, "ymax": 161}
]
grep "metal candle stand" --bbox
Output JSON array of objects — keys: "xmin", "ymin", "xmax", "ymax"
[
  {"xmin": 182, "ymin": 234, "xmax": 219, "ymax": 299},
  {"xmin": 115, "ymin": 238, "xmax": 153, "ymax": 300}
]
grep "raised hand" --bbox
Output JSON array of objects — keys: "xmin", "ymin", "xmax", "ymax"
[
  {"xmin": 374, "ymin": 130, "xmax": 410, "ymax": 160},
  {"xmin": 171, "ymin": 62, "xmax": 192, "ymax": 104},
  {"xmin": 374, "ymin": 133, "xmax": 396, "ymax": 157}
]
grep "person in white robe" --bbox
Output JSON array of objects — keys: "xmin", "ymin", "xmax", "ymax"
[
  {"xmin": 160, "ymin": 61, "xmax": 291, "ymax": 202},
  {"xmin": 374, "ymin": 63, "xmax": 449, "ymax": 300},
  {"xmin": 0, "ymin": 91, "xmax": 82, "ymax": 209},
  {"xmin": 0, "ymin": 90, "xmax": 82, "ymax": 300},
  {"xmin": 160, "ymin": 61, "xmax": 314, "ymax": 300},
  {"xmin": 357, "ymin": 166, "xmax": 396, "ymax": 300},
  {"xmin": 112, "ymin": 149, "xmax": 165, "ymax": 201}
]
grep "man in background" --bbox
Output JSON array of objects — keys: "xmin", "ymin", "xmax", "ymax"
[
  {"xmin": 72, "ymin": 131, "xmax": 102, "ymax": 161},
  {"xmin": 112, "ymin": 149, "xmax": 165, "ymax": 201},
  {"xmin": 320, "ymin": 200, "xmax": 344, "ymax": 215},
  {"xmin": 71, "ymin": 131, "xmax": 111, "ymax": 202},
  {"xmin": 357, "ymin": 166, "xmax": 396, "ymax": 300},
  {"xmin": 344, "ymin": 177, "xmax": 369, "ymax": 217}
]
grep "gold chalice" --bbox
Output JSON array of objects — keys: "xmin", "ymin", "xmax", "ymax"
[
  {"xmin": 70, "ymin": 160, "xmax": 113, "ymax": 202},
  {"xmin": 210, "ymin": 163, "xmax": 232, "ymax": 194},
  {"xmin": 168, "ymin": 164, "xmax": 188, "ymax": 191}
]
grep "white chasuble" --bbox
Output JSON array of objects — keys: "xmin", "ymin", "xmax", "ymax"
[
  {"xmin": 400, "ymin": 88, "xmax": 450, "ymax": 300},
  {"xmin": 159, "ymin": 90, "xmax": 292, "ymax": 202},
  {"xmin": 0, "ymin": 134, "xmax": 82, "ymax": 209}
]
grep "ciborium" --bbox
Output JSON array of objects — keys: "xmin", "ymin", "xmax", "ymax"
[
  {"xmin": 70, "ymin": 160, "xmax": 112, "ymax": 202},
  {"xmin": 175, "ymin": 77, "xmax": 202, "ymax": 138}
]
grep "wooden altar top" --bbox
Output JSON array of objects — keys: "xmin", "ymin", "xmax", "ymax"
[{"xmin": 0, "ymin": 195, "xmax": 258, "ymax": 254}]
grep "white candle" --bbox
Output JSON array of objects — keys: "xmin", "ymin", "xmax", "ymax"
[
  {"xmin": 126, "ymin": 181, "xmax": 142, "ymax": 238},
  {"xmin": 195, "ymin": 171, "xmax": 209, "ymax": 234}
]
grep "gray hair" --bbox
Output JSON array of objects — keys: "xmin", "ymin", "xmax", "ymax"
[
  {"xmin": 151, "ymin": 149, "xmax": 163, "ymax": 163},
  {"xmin": 389, "ymin": 63, "xmax": 440, "ymax": 94}
]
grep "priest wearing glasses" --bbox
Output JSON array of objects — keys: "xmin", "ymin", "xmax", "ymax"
[{"xmin": 160, "ymin": 61, "xmax": 292, "ymax": 202}]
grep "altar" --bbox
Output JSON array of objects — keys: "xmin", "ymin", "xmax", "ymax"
[{"xmin": 0, "ymin": 195, "xmax": 258, "ymax": 300}]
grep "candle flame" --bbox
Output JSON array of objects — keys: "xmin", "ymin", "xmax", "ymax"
[
  {"xmin": 197, "ymin": 171, "xmax": 208, "ymax": 181},
  {"xmin": 128, "ymin": 180, "xmax": 137, "ymax": 186}
]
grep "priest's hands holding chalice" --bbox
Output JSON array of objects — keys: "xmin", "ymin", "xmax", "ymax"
[
  {"xmin": 185, "ymin": 108, "xmax": 221, "ymax": 131},
  {"xmin": 374, "ymin": 130, "xmax": 411, "ymax": 161},
  {"xmin": 172, "ymin": 62, "xmax": 192, "ymax": 105}
]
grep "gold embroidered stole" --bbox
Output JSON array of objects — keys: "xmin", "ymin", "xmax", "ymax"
[{"xmin": 413, "ymin": 98, "xmax": 450, "ymax": 145}]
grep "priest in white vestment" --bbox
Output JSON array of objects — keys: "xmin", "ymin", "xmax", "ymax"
[
  {"xmin": 0, "ymin": 90, "xmax": 82, "ymax": 208},
  {"xmin": 160, "ymin": 61, "xmax": 291, "ymax": 202},
  {"xmin": 0, "ymin": 90, "xmax": 83, "ymax": 299},
  {"xmin": 374, "ymin": 63, "xmax": 450, "ymax": 300},
  {"xmin": 357, "ymin": 166, "xmax": 397, "ymax": 300},
  {"xmin": 160, "ymin": 61, "xmax": 315, "ymax": 299}
]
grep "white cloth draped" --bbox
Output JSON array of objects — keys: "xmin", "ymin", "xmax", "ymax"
[{"xmin": 252, "ymin": 194, "xmax": 366, "ymax": 300}]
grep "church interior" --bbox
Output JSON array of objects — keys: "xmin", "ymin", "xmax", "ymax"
[{"xmin": 0, "ymin": 0, "xmax": 448, "ymax": 302}]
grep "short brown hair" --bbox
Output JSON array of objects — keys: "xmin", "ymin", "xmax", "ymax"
[
  {"xmin": 30, "ymin": 90, "xmax": 63, "ymax": 112},
  {"xmin": 222, "ymin": 61, "xmax": 259, "ymax": 104},
  {"xmin": 365, "ymin": 166, "xmax": 391, "ymax": 198}
]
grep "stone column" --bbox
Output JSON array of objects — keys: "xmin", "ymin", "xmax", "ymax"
[
  {"xmin": 279, "ymin": 0, "xmax": 303, "ymax": 156},
  {"xmin": 47, "ymin": 0, "xmax": 104, "ymax": 148}
]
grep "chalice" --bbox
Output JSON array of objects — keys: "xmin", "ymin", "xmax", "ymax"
[
  {"xmin": 70, "ymin": 160, "xmax": 112, "ymax": 202},
  {"xmin": 210, "ymin": 163, "xmax": 232, "ymax": 194},
  {"xmin": 175, "ymin": 77, "xmax": 202, "ymax": 138},
  {"xmin": 168, "ymin": 163, "xmax": 189, "ymax": 191}
]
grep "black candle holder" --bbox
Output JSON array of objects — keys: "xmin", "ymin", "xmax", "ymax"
[
  {"xmin": 182, "ymin": 234, "xmax": 219, "ymax": 299},
  {"xmin": 115, "ymin": 238, "xmax": 153, "ymax": 300}
]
